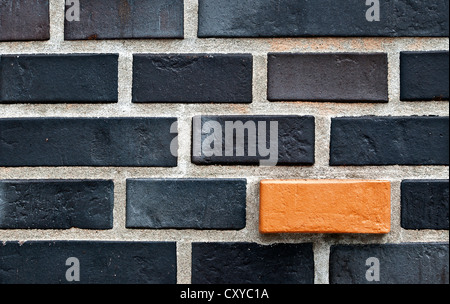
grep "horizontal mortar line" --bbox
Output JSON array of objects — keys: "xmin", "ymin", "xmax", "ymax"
[
  {"xmin": 0, "ymin": 42, "xmax": 448, "ymax": 53},
  {"xmin": 0, "ymin": 112, "xmax": 185, "ymax": 117},
  {"xmin": 0, "ymin": 166, "xmax": 448, "ymax": 176},
  {"xmin": 0, "ymin": 111, "xmax": 447, "ymax": 116},
  {"xmin": 0, "ymin": 169, "xmax": 448, "ymax": 177},
  {"xmin": 401, "ymin": 229, "xmax": 450, "ymax": 236},
  {"xmin": 0, "ymin": 234, "xmax": 260, "ymax": 243},
  {"xmin": 186, "ymin": 165, "xmax": 446, "ymax": 172},
  {"xmin": 0, "ymin": 41, "xmax": 448, "ymax": 46},
  {"xmin": 0, "ymin": 232, "xmax": 446, "ymax": 244},
  {"xmin": 0, "ymin": 107, "xmax": 448, "ymax": 117}
]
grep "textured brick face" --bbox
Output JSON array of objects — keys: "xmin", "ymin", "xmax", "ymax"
[
  {"xmin": 126, "ymin": 179, "xmax": 246, "ymax": 229},
  {"xmin": 198, "ymin": 0, "xmax": 449, "ymax": 37},
  {"xmin": 0, "ymin": 180, "xmax": 114, "ymax": 229},
  {"xmin": 260, "ymin": 180, "xmax": 391, "ymax": 234},
  {"xmin": 330, "ymin": 116, "xmax": 449, "ymax": 166},
  {"xmin": 0, "ymin": 241, "xmax": 177, "ymax": 284},
  {"xmin": 0, "ymin": 54, "xmax": 119, "ymax": 103},
  {"xmin": 0, "ymin": 118, "xmax": 177, "ymax": 167},
  {"xmin": 192, "ymin": 115, "xmax": 315, "ymax": 165},
  {"xmin": 400, "ymin": 51, "xmax": 450, "ymax": 101},
  {"xmin": 132, "ymin": 54, "xmax": 253, "ymax": 103},
  {"xmin": 192, "ymin": 242, "xmax": 315, "ymax": 284},
  {"xmin": 268, "ymin": 53, "xmax": 389, "ymax": 102},
  {"xmin": 401, "ymin": 180, "xmax": 449, "ymax": 230},
  {"xmin": 0, "ymin": 0, "xmax": 50, "ymax": 41},
  {"xmin": 330, "ymin": 243, "xmax": 449, "ymax": 284},
  {"xmin": 64, "ymin": 0, "xmax": 184, "ymax": 39}
]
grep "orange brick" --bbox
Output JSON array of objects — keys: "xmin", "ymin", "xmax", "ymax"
[{"xmin": 260, "ymin": 180, "xmax": 391, "ymax": 234}]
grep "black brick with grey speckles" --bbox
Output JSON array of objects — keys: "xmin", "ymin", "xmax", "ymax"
[
  {"xmin": 126, "ymin": 179, "xmax": 246, "ymax": 229},
  {"xmin": 0, "ymin": 241, "xmax": 176, "ymax": 284},
  {"xmin": 0, "ymin": 54, "xmax": 118, "ymax": 103},
  {"xmin": 0, "ymin": 180, "xmax": 114, "ymax": 229},
  {"xmin": 330, "ymin": 243, "xmax": 449, "ymax": 284},
  {"xmin": 198, "ymin": 0, "xmax": 449, "ymax": 38},
  {"xmin": 192, "ymin": 242, "xmax": 315, "ymax": 284},
  {"xmin": 401, "ymin": 180, "xmax": 449, "ymax": 230},
  {"xmin": 0, "ymin": 118, "xmax": 177, "ymax": 167},
  {"xmin": 132, "ymin": 54, "xmax": 253, "ymax": 103},
  {"xmin": 64, "ymin": 0, "xmax": 184, "ymax": 40},
  {"xmin": 330, "ymin": 116, "xmax": 449, "ymax": 166}
]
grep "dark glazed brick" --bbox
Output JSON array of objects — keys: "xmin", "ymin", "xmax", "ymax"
[
  {"xmin": 65, "ymin": 0, "xmax": 184, "ymax": 40},
  {"xmin": 192, "ymin": 115, "xmax": 315, "ymax": 165},
  {"xmin": 330, "ymin": 116, "xmax": 449, "ymax": 166},
  {"xmin": 401, "ymin": 51, "xmax": 450, "ymax": 101},
  {"xmin": 0, "ymin": 0, "xmax": 50, "ymax": 41},
  {"xmin": 0, "ymin": 54, "xmax": 118, "ymax": 103},
  {"xmin": 0, "ymin": 180, "xmax": 114, "ymax": 229},
  {"xmin": 0, "ymin": 118, "xmax": 177, "ymax": 167},
  {"xmin": 268, "ymin": 53, "xmax": 388, "ymax": 102},
  {"xmin": 0, "ymin": 241, "xmax": 176, "ymax": 284},
  {"xmin": 198, "ymin": 0, "xmax": 449, "ymax": 37},
  {"xmin": 192, "ymin": 243, "xmax": 314, "ymax": 284},
  {"xmin": 401, "ymin": 180, "xmax": 449, "ymax": 230},
  {"xmin": 126, "ymin": 179, "xmax": 246, "ymax": 229},
  {"xmin": 330, "ymin": 243, "xmax": 449, "ymax": 284},
  {"xmin": 132, "ymin": 54, "xmax": 253, "ymax": 103}
]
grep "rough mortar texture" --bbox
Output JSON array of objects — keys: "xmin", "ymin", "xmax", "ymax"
[{"xmin": 0, "ymin": 0, "xmax": 449, "ymax": 284}]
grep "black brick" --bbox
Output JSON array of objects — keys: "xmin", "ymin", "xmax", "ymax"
[
  {"xmin": 132, "ymin": 54, "xmax": 253, "ymax": 103},
  {"xmin": 401, "ymin": 180, "xmax": 449, "ymax": 230},
  {"xmin": 0, "ymin": 180, "xmax": 114, "ymax": 229},
  {"xmin": 268, "ymin": 53, "xmax": 388, "ymax": 102},
  {"xmin": 198, "ymin": 0, "xmax": 449, "ymax": 37},
  {"xmin": 64, "ymin": 0, "xmax": 184, "ymax": 40},
  {"xmin": 0, "ymin": 241, "xmax": 176, "ymax": 284},
  {"xmin": 0, "ymin": 0, "xmax": 49, "ymax": 41},
  {"xmin": 126, "ymin": 179, "xmax": 246, "ymax": 229},
  {"xmin": 192, "ymin": 242, "xmax": 314, "ymax": 284},
  {"xmin": 401, "ymin": 51, "xmax": 450, "ymax": 101},
  {"xmin": 0, "ymin": 118, "xmax": 177, "ymax": 167},
  {"xmin": 0, "ymin": 54, "xmax": 118, "ymax": 103},
  {"xmin": 330, "ymin": 116, "xmax": 449, "ymax": 166},
  {"xmin": 192, "ymin": 115, "xmax": 315, "ymax": 165},
  {"xmin": 330, "ymin": 243, "xmax": 449, "ymax": 284}
]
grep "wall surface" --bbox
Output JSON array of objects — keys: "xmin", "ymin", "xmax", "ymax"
[{"xmin": 0, "ymin": 0, "xmax": 449, "ymax": 285}]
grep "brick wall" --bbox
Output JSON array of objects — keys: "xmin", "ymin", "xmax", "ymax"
[{"xmin": 0, "ymin": 0, "xmax": 448, "ymax": 285}]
